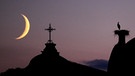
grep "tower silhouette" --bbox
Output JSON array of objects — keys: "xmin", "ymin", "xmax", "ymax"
[
  {"xmin": 107, "ymin": 22, "xmax": 129, "ymax": 75},
  {"xmin": 107, "ymin": 22, "xmax": 135, "ymax": 75}
]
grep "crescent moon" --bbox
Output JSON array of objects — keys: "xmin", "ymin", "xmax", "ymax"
[{"xmin": 16, "ymin": 14, "xmax": 30, "ymax": 40}]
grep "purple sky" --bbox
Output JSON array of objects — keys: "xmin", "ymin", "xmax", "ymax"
[{"xmin": 1, "ymin": 0, "xmax": 135, "ymax": 72}]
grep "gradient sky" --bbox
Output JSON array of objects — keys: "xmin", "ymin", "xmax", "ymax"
[{"xmin": 1, "ymin": 0, "xmax": 135, "ymax": 72}]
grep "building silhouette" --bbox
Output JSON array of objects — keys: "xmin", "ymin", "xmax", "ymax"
[
  {"xmin": 0, "ymin": 24, "xmax": 106, "ymax": 76},
  {"xmin": 107, "ymin": 22, "xmax": 135, "ymax": 75}
]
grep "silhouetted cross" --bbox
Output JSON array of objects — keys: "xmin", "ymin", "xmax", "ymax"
[{"xmin": 45, "ymin": 23, "xmax": 56, "ymax": 43}]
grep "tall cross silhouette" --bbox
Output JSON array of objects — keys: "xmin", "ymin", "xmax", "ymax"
[{"xmin": 45, "ymin": 23, "xmax": 56, "ymax": 43}]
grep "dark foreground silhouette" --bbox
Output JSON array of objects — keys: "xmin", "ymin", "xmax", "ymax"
[
  {"xmin": 1, "ymin": 23, "xmax": 135, "ymax": 76},
  {"xmin": 0, "ymin": 43, "xmax": 106, "ymax": 76},
  {"xmin": 0, "ymin": 24, "xmax": 106, "ymax": 76},
  {"xmin": 107, "ymin": 22, "xmax": 135, "ymax": 75}
]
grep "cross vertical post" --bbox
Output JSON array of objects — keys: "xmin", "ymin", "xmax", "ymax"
[{"xmin": 45, "ymin": 23, "xmax": 56, "ymax": 43}]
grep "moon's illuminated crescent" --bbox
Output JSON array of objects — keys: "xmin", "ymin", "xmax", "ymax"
[{"xmin": 16, "ymin": 14, "xmax": 30, "ymax": 40}]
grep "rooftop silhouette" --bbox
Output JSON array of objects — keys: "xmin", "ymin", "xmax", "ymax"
[{"xmin": 0, "ymin": 24, "xmax": 106, "ymax": 76}]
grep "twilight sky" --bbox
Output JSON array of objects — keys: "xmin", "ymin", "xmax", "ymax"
[{"xmin": 1, "ymin": 0, "xmax": 135, "ymax": 72}]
